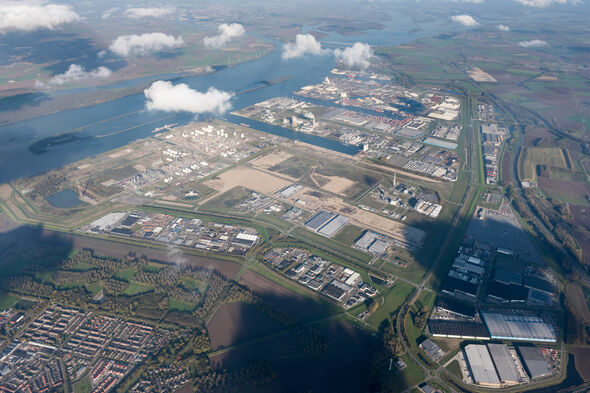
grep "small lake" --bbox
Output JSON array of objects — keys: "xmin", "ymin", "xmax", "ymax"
[{"xmin": 46, "ymin": 188, "xmax": 83, "ymax": 208}]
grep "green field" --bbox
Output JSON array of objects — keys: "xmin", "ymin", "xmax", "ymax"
[
  {"xmin": 381, "ymin": 353, "xmax": 427, "ymax": 390},
  {"xmin": 333, "ymin": 224, "xmax": 365, "ymax": 246},
  {"xmin": 122, "ymin": 282, "xmax": 154, "ymax": 297},
  {"xmin": 168, "ymin": 297, "xmax": 197, "ymax": 312},
  {"xmin": 14, "ymin": 298, "xmax": 36, "ymax": 310},
  {"xmin": 84, "ymin": 283, "xmax": 103, "ymax": 295},
  {"xmin": 368, "ymin": 281, "xmax": 415, "ymax": 328},
  {"xmin": 201, "ymin": 186, "xmax": 253, "ymax": 212},
  {"xmin": 446, "ymin": 359, "xmax": 462, "ymax": 379},
  {"xmin": 181, "ymin": 277, "xmax": 207, "ymax": 294},
  {"xmin": 58, "ymin": 281, "xmax": 84, "ymax": 290},
  {"xmin": 520, "ymin": 147, "xmax": 567, "ymax": 181},
  {"xmin": 143, "ymin": 264, "xmax": 164, "ymax": 273},
  {"xmin": 69, "ymin": 262, "xmax": 94, "ymax": 272},
  {"xmin": 406, "ymin": 291, "xmax": 436, "ymax": 345},
  {"xmin": 73, "ymin": 377, "xmax": 92, "ymax": 393},
  {"xmin": 113, "ymin": 268, "xmax": 138, "ymax": 283},
  {"xmin": 33, "ymin": 270, "xmax": 56, "ymax": 284},
  {"xmin": 0, "ymin": 294, "xmax": 20, "ymax": 310}
]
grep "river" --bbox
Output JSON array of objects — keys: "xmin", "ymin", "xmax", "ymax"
[{"xmin": 0, "ymin": 16, "xmax": 462, "ymax": 184}]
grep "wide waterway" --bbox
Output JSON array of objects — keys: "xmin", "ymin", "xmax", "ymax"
[{"xmin": 0, "ymin": 16, "xmax": 464, "ymax": 184}]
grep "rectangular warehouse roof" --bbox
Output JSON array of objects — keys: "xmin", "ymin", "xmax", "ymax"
[
  {"xmin": 436, "ymin": 296, "xmax": 477, "ymax": 319},
  {"xmin": 487, "ymin": 343, "xmax": 520, "ymax": 384},
  {"xmin": 318, "ymin": 215, "xmax": 349, "ymax": 237},
  {"xmin": 464, "ymin": 344, "xmax": 501, "ymax": 387},
  {"xmin": 481, "ymin": 312, "xmax": 556, "ymax": 343},
  {"xmin": 518, "ymin": 346, "xmax": 552, "ymax": 380},
  {"xmin": 304, "ymin": 211, "xmax": 335, "ymax": 231},
  {"xmin": 428, "ymin": 320, "xmax": 490, "ymax": 340}
]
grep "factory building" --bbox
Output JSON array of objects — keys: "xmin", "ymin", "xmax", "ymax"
[
  {"xmin": 428, "ymin": 320, "xmax": 490, "ymax": 340},
  {"xmin": 304, "ymin": 210, "xmax": 349, "ymax": 238},
  {"xmin": 481, "ymin": 312, "xmax": 556, "ymax": 343},
  {"xmin": 463, "ymin": 344, "xmax": 501, "ymax": 387},
  {"xmin": 304, "ymin": 211, "xmax": 335, "ymax": 231},
  {"xmin": 518, "ymin": 346, "xmax": 553, "ymax": 380},
  {"xmin": 487, "ymin": 343, "xmax": 520, "ymax": 385},
  {"xmin": 435, "ymin": 297, "xmax": 477, "ymax": 319}
]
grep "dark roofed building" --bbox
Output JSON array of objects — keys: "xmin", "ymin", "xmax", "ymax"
[
  {"xmin": 442, "ymin": 277, "xmax": 478, "ymax": 299},
  {"xmin": 428, "ymin": 319, "xmax": 490, "ymax": 340},
  {"xmin": 510, "ymin": 285, "xmax": 529, "ymax": 303},
  {"xmin": 322, "ymin": 283, "xmax": 346, "ymax": 301},
  {"xmin": 436, "ymin": 296, "xmax": 477, "ymax": 319},
  {"xmin": 493, "ymin": 268, "xmax": 523, "ymax": 286},
  {"xmin": 524, "ymin": 276, "xmax": 553, "ymax": 294}
]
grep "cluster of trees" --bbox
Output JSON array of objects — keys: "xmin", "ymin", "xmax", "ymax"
[
  {"xmin": 191, "ymin": 363, "xmax": 275, "ymax": 393},
  {"xmin": 293, "ymin": 326, "xmax": 329, "ymax": 354},
  {"xmin": 127, "ymin": 327, "xmax": 275, "ymax": 393},
  {"xmin": 29, "ymin": 173, "xmax": 68, "ymax": 199},
  {"xmin": 507, "ymin": 186, "xmax": 582, "ymax": 265},
  {"xmin": 411, "ymin": 301, "xmax": 428, "ymax": 331},
  {"xmin": 381, "ymin": 314, "xmax": 403, "ymax": 358},
  {"xmin": 2, "ymin": 275, "xmax": 55, "ymax": 298}
]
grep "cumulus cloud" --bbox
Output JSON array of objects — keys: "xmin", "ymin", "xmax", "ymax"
[
  {"xmin": 124, "ymin": 6, "xmax": 175, "ymax": 19},
  {"xmin": 282, "ymin": 34, "xmax": 324, "ymax": 60},
  {"xmin": 35, "ymin": 64, "xmax": 112, "ymax": 89},
  {"xmin": 519, "ymin": 39, "xmax": 549, "ymax": 47},
  {"xmin": 101, "ymin": 7, "xmax": 118, "ymax": 19},
  {"xmin": 49, "ymin": 64, "xmax": 111, "ymax": 85},
  {"xmin": 334, "ymin": 42, "xmax": 374, "ymax": 70},
  {"xmin": 109, "ymin": 33, "xmax": 184, "ymax": 57},
  {"xmin": 203, "ymin": 23, "xmax": 245, "ymax": 49},
  {"xmin": 451, "ymin": 14, "xmax": 479, "ymax": 27},
  {"xmin": 0, "ymin": 1, "xmax": 80, "ymax": 34},
  {"xmin": 144, "ymin": 81, "xmax": 233, "ymax": 115},
  {"xmin": 496, "ymin": 24, "xmax": 511, "ymax": 32},
  {"xmin": 514, "ymin": 0, "xmax": 581, "ymax": 7}
]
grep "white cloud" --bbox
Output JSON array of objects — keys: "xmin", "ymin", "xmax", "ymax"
[
  {"xmin": 451, "ymin": 14, "xmax": 479, "ymax": 27},
  {"xmin": 124, "ymin": 6, "xmax": 175, "ymax": 19},
  {"xmin": 35, "ymin": 64, "xmax": 112, "ymax": 89},
  {"xmin": 0, "ymin": 1, "xmax": 80, "ymax": 34},
  {"xmin": 203, "ymin": 23, "xmax": 245, "ymax": 49},
  {"xmin": 282, "ymin": 34, "xmax": 324, "ymax": 60},
  {"xmin": 519, "ymin": 39, "xmax": 549, "ymax": 47},
  {"xmin": 451, "ymin": 0, "xmax": 484, "ymax": 2},
  {"xmin": 496, "ymin": 24, "xmax": 510, "ymax": 32},
  {"xmin": 109, "ymin": 33, "xmax": 184, "ymax": 57},
  {"xmin": 101, "ymin": 7, "xmax": 118, "ymax": 19},
  {"xmin": 144, "ymin": 81, "xmax": 233, "ymax": 115},
  {"xmin": 334, "ymin": 42, "xmax": 374, "ymax": 70},
  {"xmin": 514, "ymin": 0, "xmax": 581, "ymax": 7}
]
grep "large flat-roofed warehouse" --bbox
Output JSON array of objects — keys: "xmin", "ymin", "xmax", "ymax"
[
  {"xmin": 318, "ymin": 215, "xmax": 349, "ymax": 237},
  {"xmin": 463, "ymin": 344, "xmax": 501, "ymax": 387},
  {"xmin": 304, "ymin": 211, "xmax": 335, "ymax": 231},
  {"xmin": 442, "ymin": 277, "xmax": 478, "ymax": 300},
  {"xmin": 481, "ymin": 312, "xmax": 556, "ymax": 343},
  {"xmin": 487, "ymin": 343, "xmax": 520, "ymax": 385},
  {"xmin": 518, "ymin": 346, "xmax": 553, "ymax": 380},
  {"xmin": 428, "ymin": 320, "xmax": 490, "ymax": 340}
]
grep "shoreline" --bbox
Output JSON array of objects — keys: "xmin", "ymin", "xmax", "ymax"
[{"xmin": 0, "ymin": 49, "xmax": 276, "ymax": 128}]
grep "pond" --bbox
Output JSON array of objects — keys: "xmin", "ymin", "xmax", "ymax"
[{"xmin": 46, "ymin": 188, "xmax": 83, "ymax": 208}]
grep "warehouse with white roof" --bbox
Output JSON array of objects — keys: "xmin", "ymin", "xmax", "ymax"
[
  {"xmin": 463, "ymin": 344, "xmax": 501, "ymax": 387},
  {"xmin": 487, "ymin": 343, "xmax": 520, "ymax": 385},
  {"xmin": 481, "ymin": 312, "xmax": 556, "ymax": 343}
]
